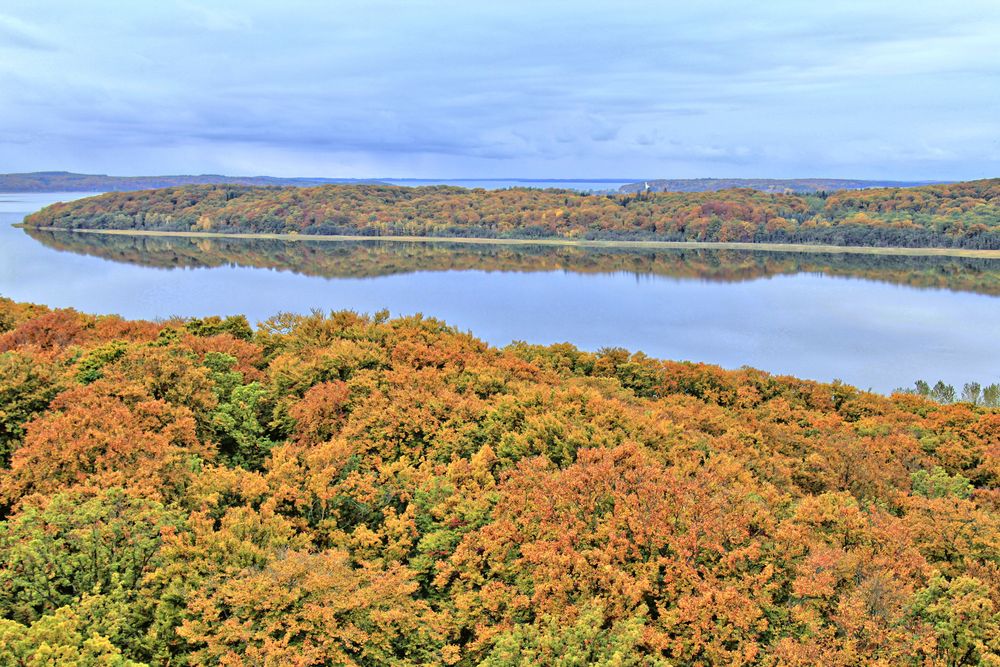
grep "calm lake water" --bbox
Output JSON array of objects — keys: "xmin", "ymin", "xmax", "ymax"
[{"xmin": 3, "ymin": 192, "xmax": 999, "ymax": 392}]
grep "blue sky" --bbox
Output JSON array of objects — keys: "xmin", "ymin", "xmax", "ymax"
[{"xmin": 1, "ymin": 1, "xmax": 998, "ymax": 179}]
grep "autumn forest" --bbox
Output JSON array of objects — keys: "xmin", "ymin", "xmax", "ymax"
[
  {"xmin": 5, "ymin": 1, "xmax": 1000, "ymax": 664},
  {"xmin": 0, "ymin": 296, "xmax": 998, "ymax": 665},
  {"xmin": 23, "ymin": 179, "xmax": 1000, "ymax": 249}
]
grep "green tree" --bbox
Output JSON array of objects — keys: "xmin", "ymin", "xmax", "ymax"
[
  {"xmin": 480, "ymin": 603, "xmax": 662, "ymax": 666},
  {"xmin": 184, "ymin": 315, "xmax": 253, "ymax": 341},
  {"xmin": 75, "ymin": 341, "xmax": 128, "ymax": 384},
  {"xmin": 931, "ymin": 381, "xmax": 957, "ymax": 404},
  {"xmin": 911, "ymin": 467, "xmax": 973, "ymax": 499},
  {"xmin": 210, "ymin": 381, "xmax": 276, "ymax": 469},
  {"xmin": 0, "ymin": 605, "xmax": 147, "ymax": 667},
  {"xmin": 961, "ymin": 382, "xmax": 982, "ymax": 405},
  {"xmin": 910, "ymin": 573, "xmax": 1000, "ymax": 666},
  {"xmin": 0, "ymin": 489, "xmax": 185, "ymax": 660},
  {"xmin": 982, "ymin": 383, "xmax": 1000, "ymax": 408},
  {"xmin": 0, "ymin": 352, "xmax": 61, "ymax": 468}
]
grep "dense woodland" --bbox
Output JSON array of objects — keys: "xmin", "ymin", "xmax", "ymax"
[
  {"xmin": 24, "ymin": 179, "xmax": 1000, "ymax": 249},
  {"xmin": 0, "ymin": 297, "xmax": 998, "ymax": 665},
  {"xmin": 25, "ymin": 228, "xmax": 1000, "ymax": 295}
]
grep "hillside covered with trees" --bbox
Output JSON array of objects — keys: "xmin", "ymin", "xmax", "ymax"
[
  {"xmin": 0, "ymin": 296, "xmax": 998, "ymax": 665},
  {"xmin": 24, "ymin": 179, "xmax": 1000, "ymax": 249}
]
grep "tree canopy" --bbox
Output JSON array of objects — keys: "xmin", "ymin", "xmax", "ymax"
[
  {"xmin": 0, "ymin": 296, "xmax": 998, "ymax": 665},
  {"xmin": 24, "ymin": 179, "xmax": 1000, "ymax": 249}
]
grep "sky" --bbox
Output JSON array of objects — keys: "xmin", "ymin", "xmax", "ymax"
[{"xmin": 1, "ymin": 1, "xmax": 998, "ymax": 180}]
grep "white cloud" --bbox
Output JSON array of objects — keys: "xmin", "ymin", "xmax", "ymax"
[{"xmin": 0, "ymin": 0, "xmax": 997, "ymax": 178}]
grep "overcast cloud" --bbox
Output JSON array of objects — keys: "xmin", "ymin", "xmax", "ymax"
[{"xmin": 1, "ymin": 0, "xmax": 998, "ymax": 178}]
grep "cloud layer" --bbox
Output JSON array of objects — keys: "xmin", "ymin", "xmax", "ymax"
[{"xmin": 2, "ymin": 0, "xmax": 998, "ymax": 178}]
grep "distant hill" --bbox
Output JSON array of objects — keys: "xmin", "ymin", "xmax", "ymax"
[
  {"xmin": 619, "ymin": 178, "xmax": 944, "ymax": 194},
  {"xmin": 0, "ymin": 172, "xmax": 951, "ymax": 194},
  {"xmin": 0, "ymin": 171, "xmax": 387, "ymax": 193},
  {"xmin": 1, "ymin": 172, "xmax": 953, "ymax": 195}
]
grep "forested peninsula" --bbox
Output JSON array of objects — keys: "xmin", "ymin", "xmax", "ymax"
[
  {"xmin": 23, "ymin": 178, "xmax": 1000, "ymax": 249},
  {"xmin": 0, "ymin": 297, "xmax": 998, "ymax": 665}
]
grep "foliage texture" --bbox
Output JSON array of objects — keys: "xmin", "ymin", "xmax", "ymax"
[{"xmin": 0, "ymin": 296, "xmax": 998, "ymax": 665}]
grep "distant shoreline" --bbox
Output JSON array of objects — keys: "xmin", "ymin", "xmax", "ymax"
[{"xmin": 16, "ymin": 224, "xmax": 1000, "ymax": 258}]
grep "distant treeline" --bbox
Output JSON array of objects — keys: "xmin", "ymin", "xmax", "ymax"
[
  {"xmin": 24, "ymin": 227, "xmax": 1000, "ymax": 295},
  {"xmin": 896, "ymin": 380, "xmax": 1000, "ymax": 407},
  {"xmin": 1, "ymin": 172, "xmax": 936, "ymax": 194},
  {"xmin": 23, "ymin": 179, "xmax": 1000, "ymax": 248},
  {"xmin": 0, "ymin": 171, "xmax": 385, "ymax": 193},
  {"xmin": 618, "ymin": 177, "xmax": 941, "ymax": 194}
]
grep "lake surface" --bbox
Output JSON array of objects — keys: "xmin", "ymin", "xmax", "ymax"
[{"xmin": 3, "ymin": 192, "xmax": 999, "ymax": 392}]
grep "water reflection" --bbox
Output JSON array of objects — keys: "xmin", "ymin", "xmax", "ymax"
[{"xmin": 23, "ymin": 228, "xmax": 1000, "ymax": 296}]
